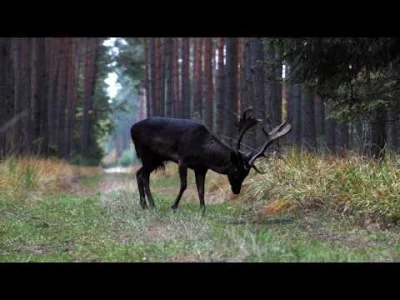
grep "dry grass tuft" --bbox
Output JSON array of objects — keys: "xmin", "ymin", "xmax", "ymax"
[
  {"xmin": 0, "ymin": 155, "xmax": 102, "ymax": 201},
  {"xmin": 239, "ymin": 150, "xmax": 400, "ymax": 226}
]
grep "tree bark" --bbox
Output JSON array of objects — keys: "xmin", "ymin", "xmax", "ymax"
[
  {"xmin": 314, "ymin": 93, "xmax": 325, "ymax": 150},
  {"xmin": 155, "ymin": 38, "xmax": 162, "ymax": 116},
  {"xmin": 204, "ymin": 38, "xmax": 214, "ymax": 131},
  {"xmin": 224, "ymin": 38, "xmax": 239, "ymax": 146},
  {"xmin": 216, "ymin": 38, "xmax": 225, "ymax": 138},
  {"xmin": 324, "ymin": 101, "xmax": 336, "ymax": 153},
  {"xmin": 82, "ymin": 38, "xmax": 97, "ymax": 157},
  {"xmin": 289, "ymin": 83, "xmax": 302, "ymax": 150},
  {"xmin": 0, "ymin": 39, "xmax": 13, "ymax": 157},
  {"xmin": 370, "ymin": 106, "xmax": 386, "ymax": 160},
  {"xmin": 192, "ymin": 38, "xmax": 203, "ymax": 121},
  {"xmin": 164, "ymin": 38, "xmax": 173, "ymax": 117},
  {"xmin": 336, "ymin": 121, "xmax": 349, "ymax": 156},
  {"xmin": 251, "ymin": 38, "xmax": 265, "ymax": 147},
  {"xmin": 172, "ymin": 38, "xmax": 180, "ymax": 117},
  {"xmin": 301, "ymin": 84, "xmax": 317, "ymax": 152},
  {"xmin": 149, "ymin": 39, "xmax": 156, "ymax": 116},
  {"xmin": 143, "ymin": 38, "xmax": 152, "ymax": 117},
  {"xmin": 181, "ymin": 38, "xmax": 191, "ymax": 119}
]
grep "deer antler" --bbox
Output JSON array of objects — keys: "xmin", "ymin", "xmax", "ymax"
[
  {"xmin": 235, "ymin": 107, "xmax": 261, "ymax": 153},
  {"xmin": 248, "ymin": 120, "xmax": 292, "ymax": 170}
]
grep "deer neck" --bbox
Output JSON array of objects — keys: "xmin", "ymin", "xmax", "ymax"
[{"xmin": 205, "ymin": 139, "xmax": 235, "ymax": 174}]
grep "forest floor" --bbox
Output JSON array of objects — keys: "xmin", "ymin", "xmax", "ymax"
[{"xmin": 1, "ymin": 164, "xmax": 400, "ymax": 262}]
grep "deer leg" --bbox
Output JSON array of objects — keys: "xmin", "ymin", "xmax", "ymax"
[
  {"xmin": 171, "ymin": 165, "xmax": 188, "ymax": 212},
  {"xmin": 136, "ymin": 167, "xmax": 148, "ymax": 209},
  {"xmin": 142, "ymin": 168, "xmax": 156, "ymax": 209},
  {"xmin": 194, "ymin": 169, "xmax": 208, "ymax": 216}
]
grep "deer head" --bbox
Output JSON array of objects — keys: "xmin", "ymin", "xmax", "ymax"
[{"xmin": 227, "ymin": 108, "xmax": 292, "ymax": 194}]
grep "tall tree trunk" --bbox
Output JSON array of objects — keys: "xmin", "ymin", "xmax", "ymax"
[
  {"xmin": 224, "ymin": 38, "xmax": 239, "ymax": 146},
  {"xmin": 314, "ymin": 93, "xmax": 325, "ymax": 150},
  {"xmin": 143, "ymin": 38, "xmax": 151, "ymax": 117},
  {"xmin": 251, "ymin": 38, "xmax": 265, "ymax": 147},
  {"xmin": 216, "ymin": 38, "xmax": 225, "ymax": 138},
  {"xmin": 155, "ymin": 38, "xmax": 162, "ymax": 116},
  {"xmin": 264, "ymin": 39, "xmax": 282, "ymax": 152},
  {"xmin": 46, "ymin": 38, "xmax": 57, "ymax": 152},
  {"xmin": 181, "ymin": 38, "xmax": 190, "ymax": 119},
  {"xmin": 324, "ymin": 100, "xmax": 336, "ymax": 153},
  {"xmin": 21, "ymin": 38, "xmax": 32, "ymax": 154},
  {"xmin": 301, "ymin": 84, "xmax": 316, "ymax": 152},
  {"xmin": 336, "ymin": 122, "xmax": 349, "ymax": 156},
  {"xmin": 216, "ymin": 38, "xmax": 225, "ymax": 137},
  {"xmin": 370, "ymin": 106, "xmax": 387, "ymax": 160},
  {"xmin": 237, "ymin": 39, "xmax": 243, "ymax": 115},
  {"xmin": 164, "ymin": 38, "xmax": 173, "ymax": 117},
  {"xmin": 353, "ymin": 121, "xmax": 364, "ymax": 154},
  {"xmin": 159, "ymin": 38, "xmax": 165, "ymax": 117},
  {"xmin": 51, "ymin": 39, "xmax": 61, "ymax": 154},
  {"xmin": 30, "ymin": 38, "xmax": 39, "ymax": 153},
  {"xmin": 281, "ymin": 64, "xmax": 291, "ymax": 147},
  {"xmin": 38, "ymin": 38, "xmax": 49, "ymax": 155},
  {"xmin": 0, "ymin": 38, "xmax": 12, "ymax": 157},
  {"xmin": 11, "ymin": 38, "xmax": 21, "ymax": 154},
  {"xmin": 82, "ymin": 38, "xmax": 96, "ymax": 157},
  {"xmin": 274, "ymin": 50, "xmax": 283, "ymax": 148},
  {"xmin": 64, "ymin": 38, "xmax": 71, "ymax": 158},
  {"xmin": 192, "ymin": 38, "xmax": 203, "ymax": 121},
  {"xmin": 67, "ymin": 38, "xmax": 79, "ymax": 158},
  {"xmin": 31, "ymin": 38, "xmax": 47, "ymax": 155},
  {"xmin": 58, "ymin": 38, "xmax": 69, "ymax": 158},
  {"xmin": 241, "ymin": 38, "xmax": 256, "ymax": 148},
  {"xmin": 386, "ymin": 110, "xmax": 399, "ymax": 153},
  {"xmin": 172, "ymin": 38, "xmax": 180, "ymax": 117},
  {"xmin": 204, "ymin": 38, "xmax": 214, "ymax": 131},
  {"xmin": 289, "ymin": 83, "xmax": 302, "ymax": 150},
  {"xmin": 149, "ymin": 39, "xmax": 156, "ymax": 116}
]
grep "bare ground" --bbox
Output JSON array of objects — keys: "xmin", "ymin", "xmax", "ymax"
[{"xmin": 69, "ymin": 166, "xmax": 231, "ymax": 205}]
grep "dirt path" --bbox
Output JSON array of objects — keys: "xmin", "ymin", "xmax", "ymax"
[{"xmin": 69, "ymin": 166, "xmax": 231, "ymax": 205}]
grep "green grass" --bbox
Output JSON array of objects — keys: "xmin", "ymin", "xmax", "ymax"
[
  {"xmin": 2, "ymin": 153, "xmax": 400, "ymax": 262},
  {"xmin": 79, "ymin": 175, "xmax": 103, "ymax": 187},
  {"xmin": 1, "ymin": 174, "xmax": 399, "ymax": 262}
]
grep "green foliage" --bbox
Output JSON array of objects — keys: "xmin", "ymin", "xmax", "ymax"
[
  {"xmin": 101, "ymin": 38, "xmax": 143, "ymax": 162},
  {"xmin": 110, "ymin": 38, "xmax": 144, "ymax": 93},
  {"xmin": 117, "ymin": 148, "xmax": 136, "ymax": 167},
  {"xmin": 272, "ymin": 38, "xmax": 400, "ymax": 122},
  {"xmin": 70, "ymin": 152, "xmax": 103, "ymax": 167},
  {"xmin": 71, "ymin": 38, "xmax": 114, "ymax": 164}
]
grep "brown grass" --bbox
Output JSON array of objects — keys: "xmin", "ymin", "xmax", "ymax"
[
  {"xmin": 240, "ymin": 151, "xmax": 400, "ymax": 226},
  {"xmin": 0, "ymin": 156, "xmax": 102, "ymax": 201}
]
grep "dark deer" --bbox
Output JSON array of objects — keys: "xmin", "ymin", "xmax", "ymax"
[{"xmin": 130, "ymin": 108, "xmax": 291, "ymax": 215}]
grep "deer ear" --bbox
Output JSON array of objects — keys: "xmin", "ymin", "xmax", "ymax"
[{"xmin": 230, "ymin": 151, "xmax": 239, "ymax": 165}]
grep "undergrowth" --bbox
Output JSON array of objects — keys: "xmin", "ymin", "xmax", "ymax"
[
  {"xmin": 2, "ymin": 151, "xmax": 400, "ymax": 227},
  {"xmin": 0, "ymin": 155, "xmax": 102, "ymax": 201},
  {"xmin": 242, "ymin": 150, "xmax": 400, "ymax": 227}
]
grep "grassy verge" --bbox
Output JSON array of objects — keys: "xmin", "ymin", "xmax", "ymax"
[
  {"xmin": 1, "ymin": 186, "xmax": 399, "ymax": 262},
  {"xmin": 242, "ymin": 150, "xmax": 400, "ymax": 228},
  {"xmin": 1, "ymin": 154, "xmax": 400, "ymax": 262},
  {"xmin": 0, "ymin": 155, "xmax": 102, "ymax": 201}
]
